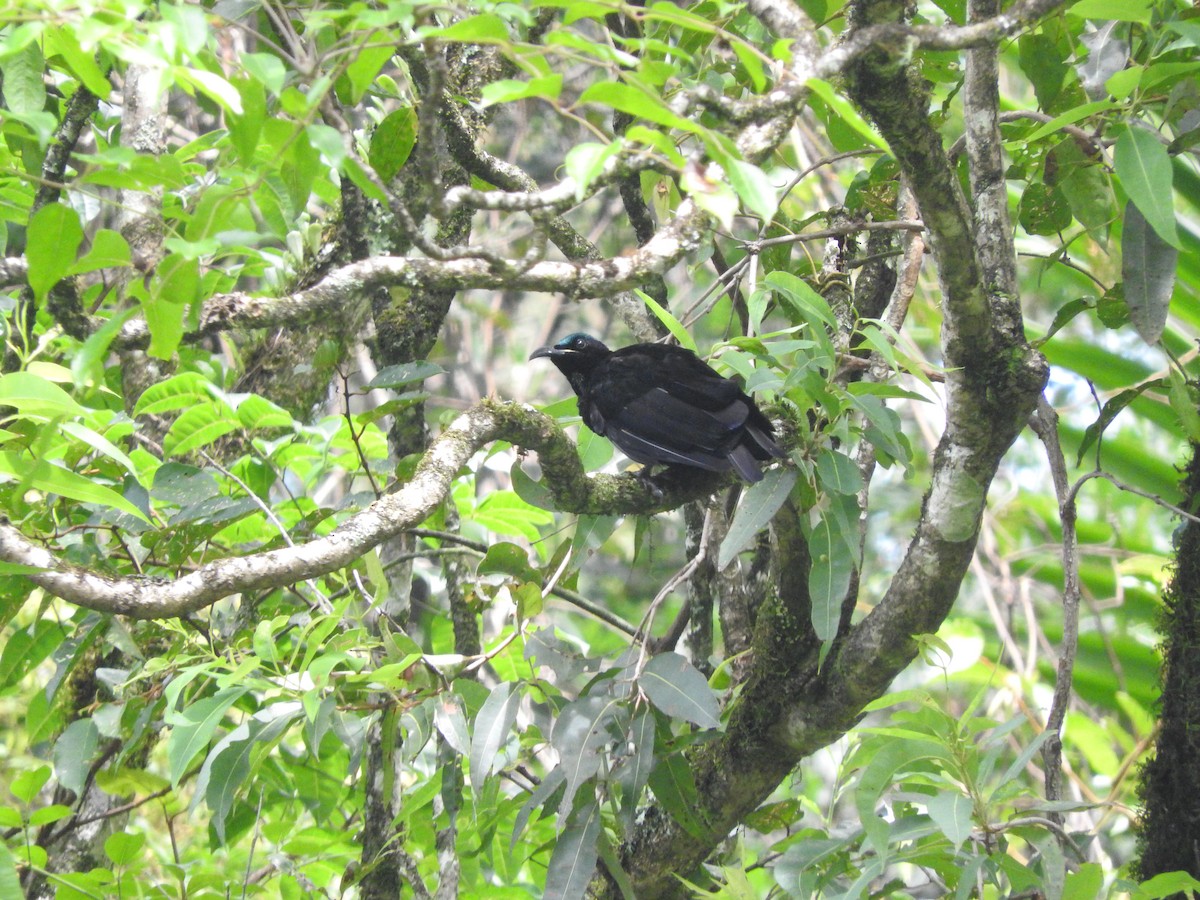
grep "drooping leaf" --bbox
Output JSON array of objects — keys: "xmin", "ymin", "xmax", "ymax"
[
  {"xmin": 551, "ymin": 694, "xmax": 619, "ymax": 816},
  {"xmin": 718, "ymin": 467, "xmax": 797, "ymax": 569},
  {"xmin": 1113, "ymin": 125, "xmax": 1180, "ymax": 249},
  {"xmin": 647, "ymin": 752, "xmax": 708, "ymax": 839},
  {"xmin": 469, "ymin": 682, "xmax": 522, "ymax": 793},
  {"xmin": 807, "ymin": 510, "xmax": 855, "ymax": 641},
  {"xmin": 544, "ymin": 800, "xmax": 601, "ymax": 900},
  {"xmin": 1121, "ymin": 200, "xmax": 1177, "ymax": 345}
]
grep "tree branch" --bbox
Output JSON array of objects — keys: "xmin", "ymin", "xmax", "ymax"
[{"xmin": 0, "ymin": 400, "xmax": 739, "ymax": 619}]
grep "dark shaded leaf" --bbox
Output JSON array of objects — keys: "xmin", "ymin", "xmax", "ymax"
[
  {"xmin": 477, "ymin": 542, "xmax": 540, "ymax": 583},
  {"xmin": 366, "ymin": 361, "xmax": 444, "ymax": 390},
  {"xmin": 1121, "ymin": 201, "xmax": 1178, "ymax": 345},
  {"xmin": 719, "ymin": 467, "xmax": 797, "ymax": 569},
  {"xmin": 544, "ymin": 800, "xmax": 601, "ymax": 900},
  {"xmin": 639, "ymin": 653, "xmax": 720, "ymax": 728},
  {"xmin": 648, "ymin": 753, "xmax": 708, "ymax": 839}
]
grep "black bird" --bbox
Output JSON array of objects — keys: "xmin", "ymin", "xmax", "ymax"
[{"xmin": 530, "ymin": 333, "xmax": 784, "ymax": 483}]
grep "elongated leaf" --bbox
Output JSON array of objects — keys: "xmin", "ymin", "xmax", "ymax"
[
  {"xmin": 0, "ymin": 452, "xmax": 148, "ymax": 521},
  {"xmin": 369, "ymin": 107, "xmax": 418, "ymax": 181},
  {"xmin": 512, "ymin": 766, "xmax": 566, "ymax": 852},
  {"xmin": 551, "ymin": 694, "xmax": 618, "ymax": 817},
  {"xmin": 164, "ymin": 686, "xmax": 250, "ymax": 786},
  {"xmin": 1075, "ymin": 383, "xmax": 1159, "ymax": 465},
  {"xmin": 53, "ymin": 718, "xmax": 99, "ymax": 797},
  {"xmin": 544, "ymin": 800, "xmax": 601, "ymax": 900},
  {"xmin": 639, "ymin": 653, "xmax": 720, "ymax": 728},
  {"xmin": 807, "ymin": 511, "xmax": 855, "ymax": 641},
  {"xmin": 1114, "ymin": 125, "xmax": 1180, "ymax": 248},
  {"xmin": 815, "ymin": 448, "xmax": 864, "ymax": 495},
  {"xmin": 0, "ymin": 843, "xmax": 19, "ymax": 900},
  {"xmin": 0, "ymin": 372, "xmax": 85, "ymax": 418},
  {"xmin": 1, "ymin": 41, "xmax": 46, "ymax": 115},
  {"xmin": 434, "ymin": 694, "xmax": 471, "ymax": 756},
  {"xmin": 1121, "ymin": 201, "xmax": 1177, "ymax": 345},
  {"xmin": 469, "ymin": 682, "xmax": 522, "ymax": 792},
  {"xmin": 615, "ymin": 708, "xmax": 655, "ymax": 829},
  {"xmin": 647, "ymin": 753, "xmax": 708, "ymax": 839},
  {"xmin": 636, "ymin": 290, "xmax": 696, "ymax": 352},
  {"xmin": 718, "ymin": 467, "xmax": 797, "ymax": 569}
]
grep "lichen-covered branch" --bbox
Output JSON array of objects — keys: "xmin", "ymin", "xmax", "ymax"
[{"xmin": 0, "ymin": 400, "xmax": 734, "ymax": 619}]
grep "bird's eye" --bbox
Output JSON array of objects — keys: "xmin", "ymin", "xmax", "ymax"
[{"xmin": 572, "ymin": 336, "xmax": 587, "ymax": 348}]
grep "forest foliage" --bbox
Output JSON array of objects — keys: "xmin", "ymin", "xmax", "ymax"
[{"xmin": 1, "ymin": 0, "xmax": 1200, "ymax": 897}]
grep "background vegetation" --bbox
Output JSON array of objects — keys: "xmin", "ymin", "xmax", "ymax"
[{"xmin": 1, "ymin": 0, "xmax": 1199, "ymax": 896}]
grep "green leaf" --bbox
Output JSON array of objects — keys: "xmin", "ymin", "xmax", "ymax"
[
  {"xmin": 718, "ymin": 467, "xmax": 797, "ymax": 569},
  {"xmin": 815, "ymin": 448, "xmax": 864, "ymax": 495},
  {"xmin": 26, "ymin": 204, "xmax": 84, "ymax": 304},
  {"xmin": 636, "ymin": 290, "xmax": 696, "ymax": 352},
  {"xmin": 164, "ymin": 687, "xmax": 250, "ymax": 786},
  {"xmin": 0, "ymin": 372, "xmax": 85, "ymax": 418},
  {"xmin": 926, "ymin": 792, "xmax": 973, "ymax": 849},
  {"xmin": 241, "ymin": 52, "xmax": 287, "ymax": 95},
  {"xmin": 469, "ymin": 682, "xmax": 522, "ymax": 792},
  {"xmin": 9, "ymin": 765, "xmax": 51, "ymax": 804},
  {"xmin": 67, "ymin": 230, "xmax": 131, "ymax": 276},
  {"xmin": 807, "ymin": 510, "xmax": 854, "ymax": 641},
  {"xmin": 563, "ymin": 140, "xmax": 621, "ymax": 198},
  {"xmin": 551, "ymin": 695, "xmax": 618, "ymax": 812},
  {"xmin": 639, "ymin": 653, "xmax": 720, "ymax": 728},
  {"xmin": 477, "ymin": 542, "xmax": 540, "ymax": 583},
  {"xmin": 726, "ymin": 159, "xmax": 778, "ymax": 222},
  {"xmin": 145, "ymin": 254, "xmax": 200, "ymax": 359},
  {"xmin": 544, "ymin": 800, "xmax": 600, "ymax": 900},
  {"xmin": 579, "ymin": 81, "xmax": 690, "ymax": 131},
  {"xmin": 1, "ymin": 41, "xmax": 46, "ymax": 116},
  {"xmin": 0, "ymin": 843, "xmax": 20, "ymax": 900},
  {"xmin": 480, "ymin": 75, "xmax": 564, "ymax": 107},
  {"xmin": 1021, "ymin": 99, "xmax": 1115, "ymax": 143},
  {"xmin": 133, "ymin": 372, "xmax": 215, "ymax": 416},
  {"xmin": 235, "ymin": 394, "xmax": 293, "ymax": 431},
  {"xmin": 647, "ymin": 753, "xmax": 708, "ymax": 839},
  {"xmin": 366, "ymin": 360, "xmax": 444, "ymax": 390},
  {"xmin": 342, "ymin": 44, "xmax": 395, "ymax": 104},
  {"xmin": 369, "ymin": 107, "xmax": 418, "ymax": 181},
  {"xmin": 1113, "ymin": 125, "xmax": 1180, "ymax": 248},
  {"xmin": 162, "ymin": 400, "xmax": 240, "ymax": 457},
  {"xmin": 44, "ymin": 27, "xmax": 111, "ymax": 99},
  {"xmin": 53, "ymin": 718, "xmax": 99, "ymax": 798},
  {"xmin": 104, "ymin": 831, "xmax": 145, "ymax": 867},
  {"xmin": 426, "ymin": 13, "xmax": 510, "ymax": 43},
  {"xmin": 0, "ymin": 452, "xmax": 149, "ymax": 521},
  {"xmin": 1121, "ymin": 201, "xmax": 1177, "ymax": 345},
  {"xmin": 1075, "ymin": 384, "xmax": 1155, "ymax": 465},
  {"xmin": 1067, "ymin": 0, "xmax": 1152, "ymax": 24}
]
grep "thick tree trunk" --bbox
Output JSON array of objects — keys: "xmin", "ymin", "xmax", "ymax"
[{"xmin": 1136, "ymin": 444, "xmax": 1200, "ymax": 884}]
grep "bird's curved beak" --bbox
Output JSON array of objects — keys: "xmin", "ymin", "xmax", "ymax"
[{"xmin": 529, "ymin": 346, "xmax": 554, "ymax": 360}]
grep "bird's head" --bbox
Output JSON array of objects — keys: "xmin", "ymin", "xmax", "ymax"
[{"xmin": 529, "ymin": 333, "xmax": 611, "ymax": 378}]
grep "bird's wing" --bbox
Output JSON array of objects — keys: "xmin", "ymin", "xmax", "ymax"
[{"xmin": 605, "ymin": 387, "xmax": 746, "ymax": 469}]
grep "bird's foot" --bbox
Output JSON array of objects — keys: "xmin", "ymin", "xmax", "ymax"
[{"xmin": 635, "ymin": 466, "xmax": 664, "ymax": 501}]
